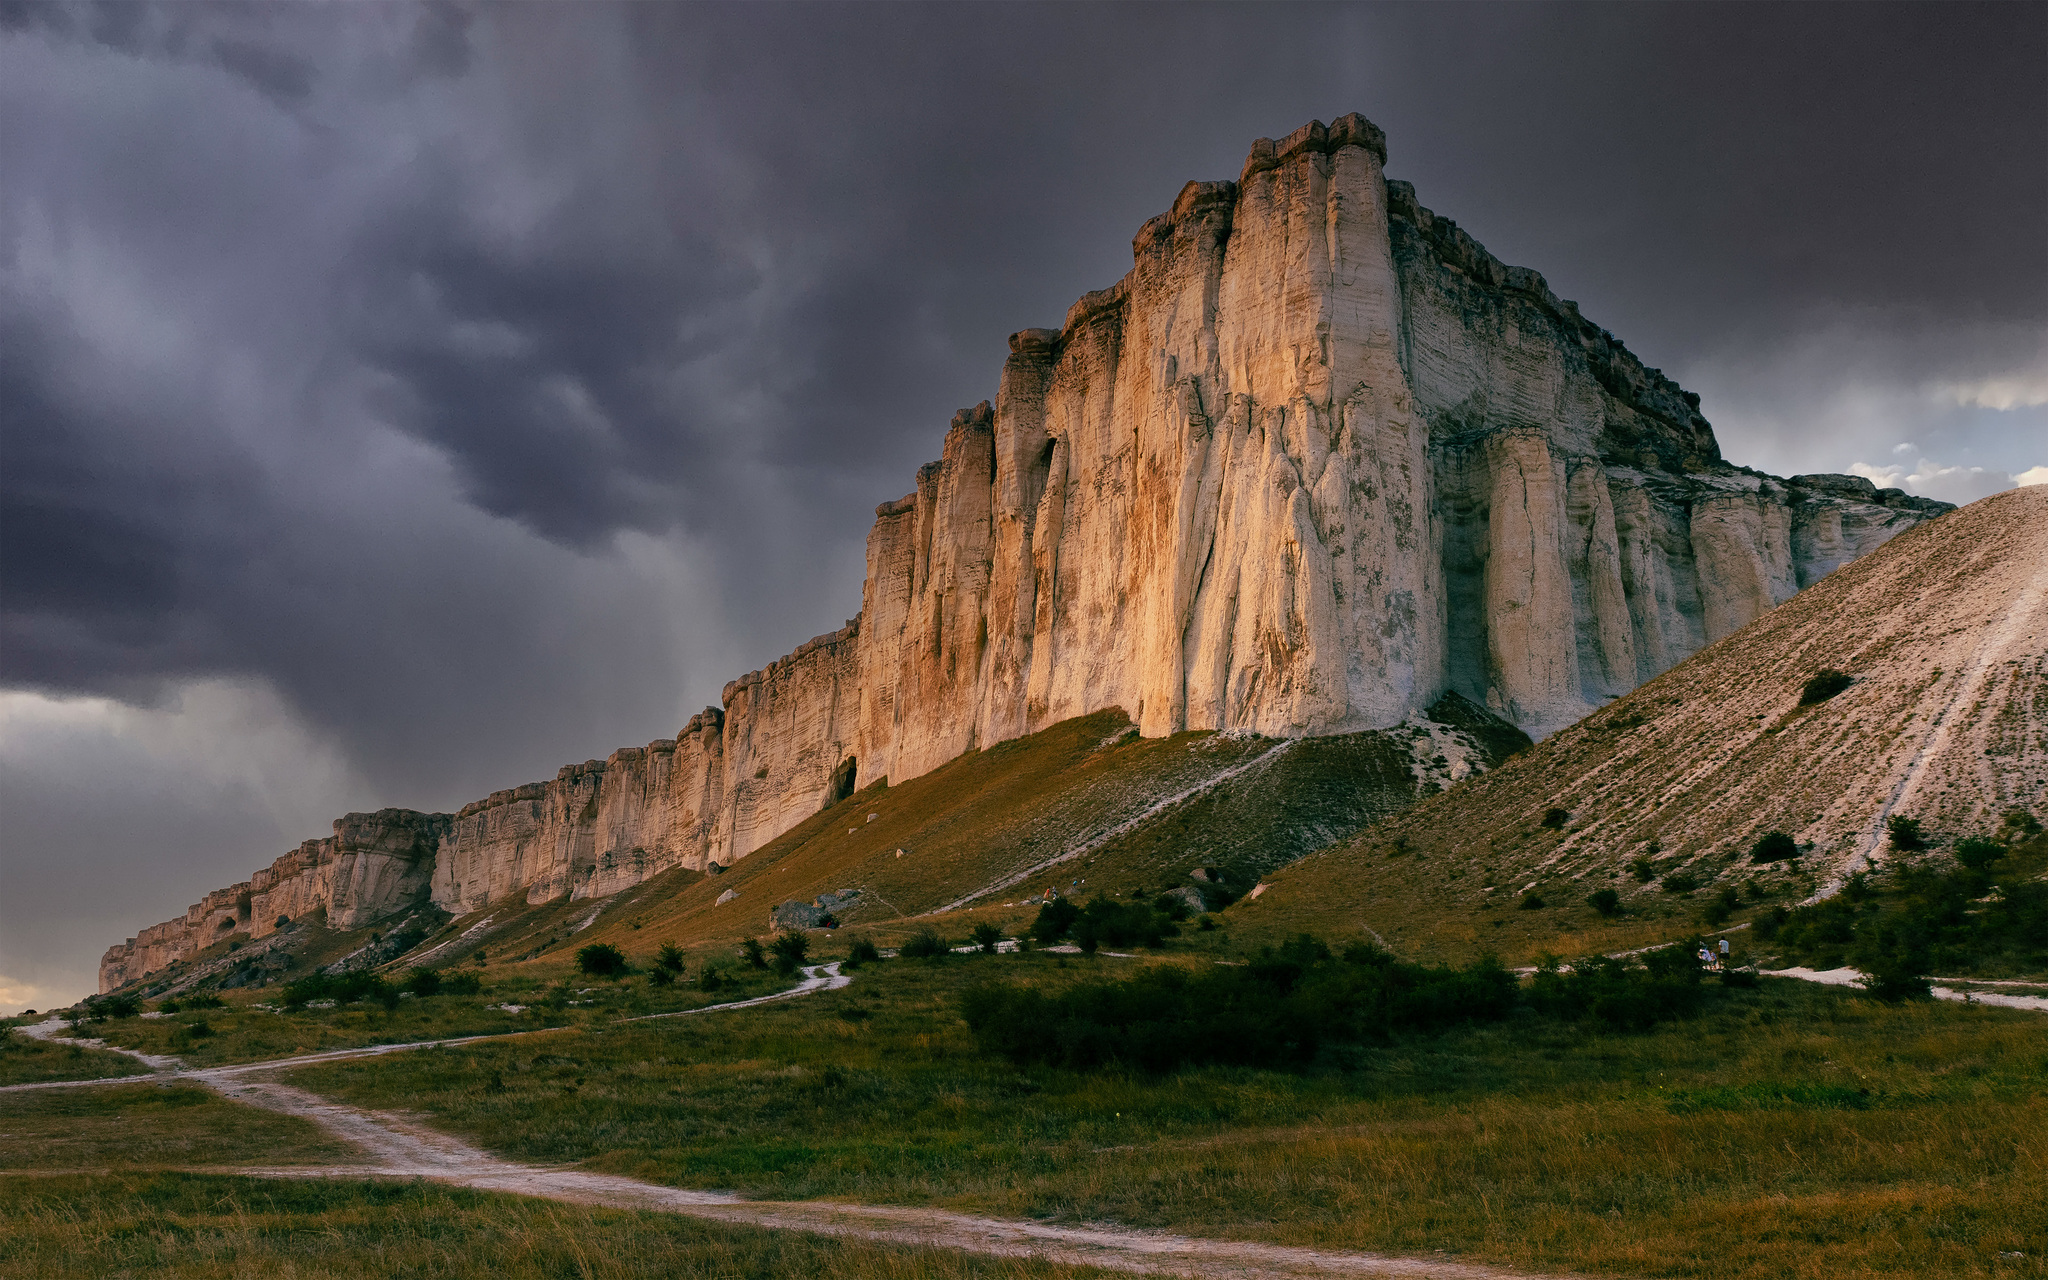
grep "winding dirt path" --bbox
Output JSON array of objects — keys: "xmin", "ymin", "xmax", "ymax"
[{"xmin": 5, "ymin": 963, "xmax": 1580, "ymax": 1279}]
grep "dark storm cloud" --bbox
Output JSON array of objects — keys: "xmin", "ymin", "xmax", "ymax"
[{"xmin": 1, "ymin": 1, "xmax": 2041, "ymax": 1007}]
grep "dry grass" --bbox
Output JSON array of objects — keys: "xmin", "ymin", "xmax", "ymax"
[
  {"xmin": 0, "ymin": 1083, "xmax": 353, "ymax": 1170},
  {"xmin": 0, "ymin": 1173, "xmax": 1126, "ymax": 1280},
  {"xmin": 278, "ymin": 950, "xmax": 2048, "ymax": 1278}
]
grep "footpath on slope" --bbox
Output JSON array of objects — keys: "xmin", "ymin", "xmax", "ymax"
[{"xmin": 4, "ymin": 962, "xmax": 1580, "ymax": 1280}]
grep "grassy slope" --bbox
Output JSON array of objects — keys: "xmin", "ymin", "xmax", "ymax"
[{"xmin": 280, "ymin": 951, "xmax": 2048, "ymax": 1280}]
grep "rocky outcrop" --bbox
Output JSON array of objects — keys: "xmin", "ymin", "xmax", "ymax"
[
  {"xmin": 101, "ymin": 115, "xmax": 1950, "ymax": 992},
  {"xmin": 98, "ymin": 809, "xmax": 446, "ymax": 991}
]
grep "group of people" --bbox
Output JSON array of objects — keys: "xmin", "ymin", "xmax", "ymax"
[{"xmin": 1697, "ymin": 937, "xmax": 1733, "ymax": 970}]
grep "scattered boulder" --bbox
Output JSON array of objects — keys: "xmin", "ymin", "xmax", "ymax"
[
  {"xmin": 715, "ymin": 888, "xmax": 739, "ymax": 906},
  {"xmin": 771, "ymin": 901, "xmax": 829, "ymax": 930}
]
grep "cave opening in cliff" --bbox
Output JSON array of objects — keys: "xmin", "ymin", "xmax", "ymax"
[{"xmin": 828, "ymin": 756, "xmax": 858, "ymax": 806}]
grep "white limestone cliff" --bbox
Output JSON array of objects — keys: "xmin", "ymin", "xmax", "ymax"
[{"xmin": 100, "ymin": 115, "xmax": 1949, "ymax": 992}]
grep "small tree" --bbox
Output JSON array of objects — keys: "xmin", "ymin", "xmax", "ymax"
[
  {"xmin": 900, "ymin": 928, "xmax": 950, "ymax": 959},
  {"xmin": 1701, "ymin": 886, "xmax": 1741, "ymax": 927},
  {"xmin": 1749, "ymin": 831, "xmax": 1798, "ymax": 863},
  {"xmin": 740, "ymin": 938, "xmax": 767, "ymax": 969},
  {"xmin": 1887, "ymin": 815, "xmax": 1928, "ymax": 852},
  {"xmin": 1628, "ymin": 856, "xmax": 1656, "ymax": 883},
  {"xmin": 1586, "ymin": 888, "xmax": 1621, "ymax": 918},
  {"xmin": 969, "ymin": 923, "xmax": 1004, "ymax": 954},
  {"xmin": 576, "ymin": 943, "xmax": 629, "ymax": 978},
  {"xmin": 1540, "ymin": 808, "xmax": 1571, "ymax": 830},
  {"xmin": 1799, "ymin": 669, "xmax": 1853, "ymax": 705},
  {"xmin": 1518, "ymin": 891, "xmax": 1545, "ymax": 910},
  {"xmin": 698, "ymin": 966, "xmax": 725, "ymax": 992},
  {"xmin": 401, "ymin": 967, "xmax": 442, "ymax": 998},
  {"xmin": 653, "ymin": 943, "xmax": 687, "ymax": 976},
  {"xmin": 1030, "ymin": 897, "xmax": 1080, "ymax": 944},
  {"xmin": 648, "ymin": 966, "xmax": 676, "ymax": 987},
  {"xmin": 770, "ymin": 931, "xmax": 810, "ymax": 976}
]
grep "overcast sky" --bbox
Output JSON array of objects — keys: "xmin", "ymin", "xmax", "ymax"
[{"xmin": 3, "ymin": 1, "xmax": 2042, "ymax": 1012}]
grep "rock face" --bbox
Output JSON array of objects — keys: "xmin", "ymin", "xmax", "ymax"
[
  {"xmin": 97, "ymin": 809, "xmax": 446, "ymax": 991},
  {"xmin": 100, "ymin": 114, "xmax": 1949, "ymax": 992},
  {"xmin": 1247, "ymin": 484, "xmax": 2048, "ymax": 925}
]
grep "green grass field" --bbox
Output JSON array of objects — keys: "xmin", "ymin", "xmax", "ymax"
[
  {"xmin": 0, "ymin": 1082, "xmax": 352, "ymax": 1170},
  {"xmin": 0, "ymin": 1173, "xmax": 1124, "ymax": 1280},
  {"xmin": 0, "ymin": 1025, "xmax": 156, "ymax": 1086},
  {"xmin": 272, "ymin": 950, "xmax": 2048, "ymax": 1279}
]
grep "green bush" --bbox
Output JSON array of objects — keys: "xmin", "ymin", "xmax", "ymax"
[
  {"xmin": 1749, "ymin": 831, "xmax": 1798, "ymax": 863},
  {"xmin": 697, "ymin": 966, "xmax": 725, "ymax": 992},
  {"xmin": 842, "ymin": 937, "xmax": 881, "ymax": 969},
  {"xmin": 400, "ymin": 967, "xmax": 441, "ymax": 998},
  {"xmin": 648, "ymin": 967, "xmax": 676, "ymax": 987},
  {"xmin": 1661, "ymin": 869, "xmax": 1701, "ymax": 895},
  {"xmin": 1887, "ymin": 815, "xmax": 1928, "ymax": 852},
  {"xmin": 1702, "ymin": 886, "xmax": 1741, "ymax": 927},
  {"xmin": 1628, "ymin": 857, "xmax": 1656, "ymax": 883},
  {"xmin": 960, "ymin": 934, "xmax": 1516, "ymax": 1073},
  {"xmin": 1586, "ymin": 888, "xmax": 1621, "ymax": 917},
  {"xmin": 87, "ymin": 994, "xmax": 141, "ymax": 1021},
  {"xmin": 1029, "ymin": 898, "xmax": 1080, "ymax": 944},
  {"xmin": 1953, "ymin": 838, "xmax": 2004, "ymax": 872},
  {"xmin": 575, "ymin": 943, "xmax": 629, "ymax": 978},
  {"xmin": 899, "ymin": 928, "xmax": 950, "ymax": 960},
  {"xmin": 1529, "ymin": 946, "xmax": 1708, "ymax": 1032},
  {"xmin": 769, "ymin": 931, "xmax": 810, "ymax": 976},
  {"xmin": 282, "ymin": 971, "xmax": 399, "ymax": 1012},
  {"xmin": 1799, "ymin": 669, "xmax": 1853, "ymax": 705},
  {"xmin": 440, "ymin": 971, "xmax": 481, "ymax": 996},
  {"xmin": 1071, "ymin": 898, "xmax": 1177, "ymax": 953},
  {"xmin": 1518, "ymin": 892, "xmax": 1545, "ymax": 910},
  {"xmin": 1540, "ymin": 808, "xmax": 1570, "ymax": 830},
  {"xmin": 969, "ymin": 923, "xmax": 1004, "ymax": 954},
  {"xmin": 653, "ymin": 943, "xmax": 687, "ymax": 976}
]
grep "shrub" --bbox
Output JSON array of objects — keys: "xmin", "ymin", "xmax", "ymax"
[
  {"xmin": 697, "ymin": 966, "xmax": 725, "ymax": 992},
  {"xmin": 1887, "ymin": 815, "xmax": 1928, "ymax": 852},
  {"xmin": 1953, "ymin": 838, "xmax": 2004, "ymax": 872},
  {"xmin": 400, "ymin": 967, "xmax": 442, "ymax": 998},
  {"xmin": 1752, "ymin": 905, "xmax": 1789, "ymax": 941},
  {"xmin": 843, "ymin": 937, "xmax": 881, "ymax": 969},
  {"xmin": 1628, "ymin": 857, "xmax": 1656, "ymax": 883},
  {"xmin": 740, "ymin": 938, "xmax": 767, "ymax": 969},
  {"xmin": 184, "ymin": 1018, "xmax": 213, "ymax": 1038},
  {"xmin": 181, "ymin": 993, "xmax": 224, "ymax": 1010},
  {"xmin": 960, "ymin": 934, "xmax": 1517, "ymax": 1073},
  {"xmin": 575, "ymin": 943, "xmax": 629, "ymax": 978},
  {"xmin": 440, "ymin": 971, "xmax": 481, "ymax": 996},
  {"xmin": 654, "ymin": 943, "xmax": 687, "ymax": 976},
  {"xmin": 900, "ymin": 928, "xmax": 950, "ymax": 960},
  {"xmin": 1702, "ymin": 886, "xmax": 1741, "ymax": 927},
  {"xmin": 88, "ymin": 994, "xmax": 141, "ymax": 1021},
  {"xmin": 1029, "ymin": 897, "xmax": 1080, "ymax": 944},
  {"xmin": 283, "ymin": 971, "xmax": 398, "ymax": 1012},
  {"xmin": 1799, "ymin": 669, "xmax": 1853, "ymax": 705},
  {"xmin": 1540, "ymin": 807, "xmax": 1570, "ymax": 830},
  {"xmin": 1749, "ymin": 831, "xmax": 1798, "ymax": 863},
  {"xmin": 969, "ymin": 923, "xmax": 1004, "ymax": 954},
  {"xmin": 1071, "ymin": 898, "xmax": 1178, "ymax": 953},
  {"xmin": 1587, "ymin": 888, "xmax": 1621, "ymax": 917},
  {"xmin": 1518, "ymin": 892, "xmax": 1545, "ymax": 910},
  {"xmin": 1660, "ymin": 869, "xmax": 1702, "ymax": 895},
  {"xmin": 648, "ymin": 967, "xmax": 676, "ymax": 987},
  {"xmin": 1529, "ymin": 945, "xmax": 1709, "ymax": 1032},
  {"xmin": 769, "ymin": 931, "xmax": 810, "ymax": 976}
]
